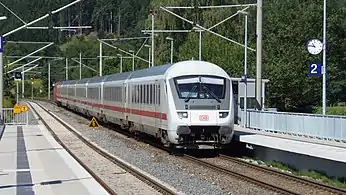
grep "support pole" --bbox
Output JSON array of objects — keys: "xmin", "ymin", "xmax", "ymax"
[
  {"xmin": 244, "ymin": 14, "xmax": 248, "ymax": 127},
  {"xmin": 256, "ymin": 0, "xmax": 263, "ymax": 110},
  {"xmin": 199, "ymin": 30, "xmax": 202, "ymax": 60},
  {"xmin": 170, "ymin": 39, "xmax": 174, "ymax": 64},
  {"xmin": 48, "ymin": 62, "xmax": 51, "ymax": 100},
  {"xmin": 99, "ymin": 42, "xmax": 102, "ymax": 76},
  {"xmin": 22, "ymin": 66, "xmax": 25, "ymax": 98},
  {"xmin": 120, "ymin": 56, "xmax": 123, "ymax": 73},
  {"xmin": 151, "ymin": 11, "xmax": 155, "ymax": 67},
  {"xmin": 65, "ymin": 58, "xmax": 68, "ymax": 80},
  {"xmin": 148, "ymin": 47, "xmax": 151, "ymax": 67},
  {"xmin": 79, "ymin": 52, "xmax": 82, "ymax": 79},
  {"xmin": 322, "ymin": 0, "xmax": 327, "ymax": 115},
  {"xmin": 132, "ymin": 52, "xmax": 135, "ymax": 71},
  {"xmin": 16, "ymin": 81, "xmax": 19, "ymax": 103},
  {"xmin": 31, "ymin": 81, "xmax": 33, "ymax": 100}
]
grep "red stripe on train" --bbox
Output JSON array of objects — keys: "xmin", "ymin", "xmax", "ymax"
[{"xmin": 56, "ymin": 96, "xmax": 167, "ymax": 120}]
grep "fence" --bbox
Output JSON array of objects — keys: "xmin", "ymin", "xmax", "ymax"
[
  {"xmin": 237, "ymin": 109, "xmax": 346, "ymax": 142},
  {"xmin": 0, "ymin": 108, "xmax": 29, "ymax": 125}
]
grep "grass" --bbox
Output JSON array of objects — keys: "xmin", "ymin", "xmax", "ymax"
[
  {"xmin": 313, "ymin": 106, "xmax": 346, "ymax": 116},
  {"xmin": 263, "ymin": 160, "xmax": 346, "ymax": 188},
  {"xmin": 240, "ymin": 156, "xmax": 346, "ymax": 188}
]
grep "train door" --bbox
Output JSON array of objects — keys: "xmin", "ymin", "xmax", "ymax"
[
  {"xmin": 155, "ymin": 80, "xmax": 162, "ymax": 128},
  {"xmin": 123, "ymin": 81, "xmax": 129, "ymax": 122}
]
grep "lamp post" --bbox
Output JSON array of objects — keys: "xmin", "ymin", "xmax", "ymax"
[
  {"xmin": 238, "ymin": 10, "xmax": 248, "ymax": 128},
  {"xmin": 0, "ymin": 15, "xmax": 7, "ymax": 112},
  {"xmin": 144, "ymin": 44, "xmax": 151, "ymax": 67},
  {"xmin": 129, "ymin": 50, "xmax": 134, "ymax": 71},
  {"xmin": 322, "ymin": 0, "xmax": 327, "ymax": 115},
  {"xmin": 31, "ymin": 81, "xmax": 33, "ymax": 100},
  {"xmin": 166, "ymin": 37, "xmax": 174, "ymax": 64},
  {"xmin": 149, "ymin": 10, "xmax": 155, "ymax": 67},
  {"xmin": 117, "ymin": 54, "xmax": 123, "ymax": 73}
]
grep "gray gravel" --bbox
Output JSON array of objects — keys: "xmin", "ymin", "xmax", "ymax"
[
  {"xmin": 27, "ymin": 104, "xmax": 39, "ymax": 125},
  {"xmin": 37, "ymin": 101, "xmax": 279, "ymax": 195}
]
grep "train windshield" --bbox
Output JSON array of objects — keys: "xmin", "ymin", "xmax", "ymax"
[{"xmin": 174, "ymin": 76, "xmax": 226, "ymax": 102}]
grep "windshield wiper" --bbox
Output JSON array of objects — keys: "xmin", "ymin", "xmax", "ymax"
[
  {"xmin": 184, "ymin": 85, "xmax": 198, "ymax": 102},
  {"xmin": 202, "ymin": 85, "xmax": 221, "ymax": 103}
]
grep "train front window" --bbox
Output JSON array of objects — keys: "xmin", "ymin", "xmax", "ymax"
[{"xmin": 174, "ymin": 76, "xmax": 225, "ymax": 101}]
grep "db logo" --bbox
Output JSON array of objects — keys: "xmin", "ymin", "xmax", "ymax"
[{"xmin": 199, "ymin": 115, "xmax": 209, "ymax": 121}]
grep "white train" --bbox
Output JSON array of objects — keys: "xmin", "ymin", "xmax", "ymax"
[{"xmin": 54, "ymin": 60, "xmax": 235, "ymax": 149}]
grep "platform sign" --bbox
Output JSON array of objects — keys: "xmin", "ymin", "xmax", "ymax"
[
  {"xmin": 308, "ymin": 63, "xmax": 322, "ymax": 76},
  {"xmin": 13, "ymin": 103, "xmax": 21, "ymax": 114},
  {"xmin": 88, "ymin": 117, "xmax": 100, "ymax": 128},
  {"xmin": 14, "ymin": 72, "xmax": 22, "ymax": 81},
  {"xmin": 21, "ymin": 105, "xmax": 28, "ymax": 112}
]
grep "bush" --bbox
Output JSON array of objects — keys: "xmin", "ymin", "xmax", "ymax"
[{"xmin": 4, "ymin": 96, "xmax": 15, "ymax": 108}]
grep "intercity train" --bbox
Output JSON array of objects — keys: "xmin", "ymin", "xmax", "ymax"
[{"xmin": 54, "ymin": 60, "xmax": 235, "ymax": 149}]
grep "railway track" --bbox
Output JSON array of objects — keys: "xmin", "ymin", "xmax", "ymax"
[
  {"xmin": 181, "ymin": 154, "xmax": 299, "ymax": 195},
  {"xmin": 216, "ymin": 155, "xmax": 346, "ymax": 195},
  {"xmin": 37, "ymin": 99, "xmax": 346, "ymax": 195},
  {"xmin": 29, "ymin": 101, "xmax": 177, "ymax": 195}
]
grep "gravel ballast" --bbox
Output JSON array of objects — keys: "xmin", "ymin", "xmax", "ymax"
[{"xmin": 37, "ymin": 101, "xmax": 280, "ymax": 195}]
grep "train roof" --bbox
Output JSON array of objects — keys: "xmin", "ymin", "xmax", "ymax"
[
  {"xmin": 88, "ymin": 75, "xmax": 111, "ymax": 84},
  {"xmin": 104, "ymin": 63, "xmax": 172, "ymax": 82},
  {"xmin": 60, "ymin": 80, "xmax": 78, "ymax": 85},
  {"xmin": 76, "ymin": 78, "xmax": 91, "ymax": 84},
  {"xmin": 127, "ymin": 64, "xmax": 172, "ymax": 79},
  {"xmin": 104, "ymin": 71, "xmax": 133, "ymax": 82},
  {"xmin": 56, "ymin": 60, "xmax": 229, "ymax": 85}
]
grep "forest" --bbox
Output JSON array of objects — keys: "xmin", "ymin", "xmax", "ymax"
[{"xmin": 0, "ymin": 0, "xmax": 345, "ymax": 113}]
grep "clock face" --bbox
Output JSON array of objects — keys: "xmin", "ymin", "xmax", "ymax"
[{"xmin": 306, "ymin": 39, "xmax": 323, "ymax": 55}]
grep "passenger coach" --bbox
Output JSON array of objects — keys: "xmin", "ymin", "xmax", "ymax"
[{"xmin": 54, "ymin": 60, "xmax": 235, "ymax": 149}]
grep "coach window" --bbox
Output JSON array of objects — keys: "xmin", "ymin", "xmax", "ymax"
[
  {"xmin": 132, "ymin": 86, "xmax": 134, "ymax": 103},
  {"xmin": 142, "ymin": 85, "xmax": 145, "ymax": 104},
  {"xmin": 150, "ymin": 84, "xmax": 152, "ymax": 104},
  {"xmin": 139, "ymin": 85, "xmax": 142, "ymax": 104},
  {"xmin": 147, "ymin": 84, "xmax": 149, "ymax": 104},
  {"xmin": 135, "ymin": 85, "xmax": 138, "ymax": 104},
  {"xmin": 157, "ymin": 84, "xmax": 161, "ymax": 105},
  {"xmin": 144, "ymin": 85, "xmax": 148, "ymax": 104},
  {"xmin": 150, "ymin": 84, "xmax": 153, "ymax": 104},
  {"xmin": 134, "ymin": 85, "xmax": 137, "ymax": 103},
  {"xmin": 137, "ymin": 85, "xmax": 139, "ymax": 104},
  {"xmin": 145, "ymin": 84, "xmax": 147, "ymax": 104},
  {"xmin": 145, "ymin": 85, "xmax": 147, "ymax": 104},
  {"xmin": 143, "ymin": 85, "xmax": 145, "ymax": 104}
]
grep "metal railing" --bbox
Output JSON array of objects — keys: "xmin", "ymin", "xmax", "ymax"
[
  {"xmin": 0, "ymin": 108, "xmax": 29, "ymax": 125},
  {"xmin": 237, "ymin": 109, "xmax": 346, "ymax": 142}
]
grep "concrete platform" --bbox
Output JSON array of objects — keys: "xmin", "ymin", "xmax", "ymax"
[
  {"xmin": 234, "ymin": 125, "xmax": 346, "ymax": 162},
  {"xmin": 233, "ymin": 125, "xmax": 346, "ymax": 177},
  {"xmin": 0, "ymin": 124, "xmax": 110, "ymax": 195}
]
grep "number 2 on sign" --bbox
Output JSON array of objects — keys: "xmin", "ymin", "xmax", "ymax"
[
  {"xmin": 308, "ymin": 63, "xmax": 322, "ymax": 76},
  {"xmin": 310, "ymin": 64, "xmax": 317, "ymax": 74}
]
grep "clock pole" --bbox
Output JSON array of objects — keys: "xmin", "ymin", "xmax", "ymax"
[
  {"xmin": 256, "ymin": 0, "xmax": 263, "ymax": 110},
  {"xmin": 322, "ymin": 0, "xmax": 327, "ymax": 115}
]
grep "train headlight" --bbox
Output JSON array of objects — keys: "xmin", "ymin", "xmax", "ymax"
[
  {"xmin": 219, "ymin": 112, "xmax": 229, "ymax": 118},
  {"xmin": 177, "ymin": 112, "xmax": 188, "ymax": 118}
]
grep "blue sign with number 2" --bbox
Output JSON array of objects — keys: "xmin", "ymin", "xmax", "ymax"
[{"xmin": 308, "ymin": 63, "xmax": 322, "ymax": 76}]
